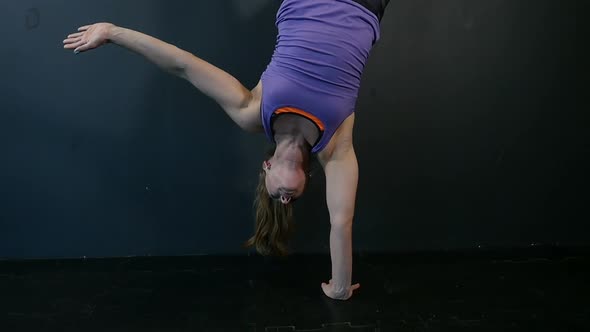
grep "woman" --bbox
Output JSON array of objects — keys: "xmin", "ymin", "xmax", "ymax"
[{"xmin": 63, "ymin": 0, "xmax": 389, "ymax": 300}]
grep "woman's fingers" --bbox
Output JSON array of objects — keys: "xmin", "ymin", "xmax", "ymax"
[
  {"xmin": 351, "ymin": 283, "xmax": 360, "ymax": 291},
  {"xmin": 68, "ymin": 32, "xmax": 84, "ymax": 38},
  {"xmin": 67, "ymin": 32, "xmax": 84, "ymax": 39},
  {"xmin": 66, "ymin": 40, "xmax": 87, "ymax": 51},
  {"xmin": 63, "ymin": 40, "xmax": 81, "ymax": 49},
  {"xmin": 64, "ymin": 31, "xmax": 85, "ymax": 47},
  {"xmin": 78, "ymin": 25, "xmax": 91, "ymax": 31},
  {"xmin": 63, "ymin": 37, "xmax": 81, "ymax": 45},
  {"xmin": 75, "ymin": 42, "xmax": 94, "ymax": 53}
]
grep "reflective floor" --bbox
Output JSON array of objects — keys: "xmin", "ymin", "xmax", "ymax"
[{"xmin": 0, "ymin": 247, "xmax": 588, "ymax": 331}]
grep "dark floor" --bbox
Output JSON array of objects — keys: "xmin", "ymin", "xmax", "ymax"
[{"xmin": 0, "ymin": 247, "xmax": 588, "ymax": 332}]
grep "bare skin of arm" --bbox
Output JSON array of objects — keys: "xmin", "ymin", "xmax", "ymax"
[
  {"xmin": 318, "ymin": 113, "xmax": 360, "ymax": 300},
  {"xmin": 63, "ymin": 23, "xmax": 262, "ymax": 132}
]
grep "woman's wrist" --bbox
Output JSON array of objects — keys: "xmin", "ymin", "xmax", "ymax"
[{"xmin": 106, "ymin": 24, "xmax": 122, "ymax": 44}]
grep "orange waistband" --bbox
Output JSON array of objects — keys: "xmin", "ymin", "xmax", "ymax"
[{"xmin": 274, "ymin": 107, "xmax": 325, "ymax": 131}]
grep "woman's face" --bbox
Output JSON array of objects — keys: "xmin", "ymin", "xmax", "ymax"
[{"xmin": 263, "ymin": 160, "xmax": 306, "ymax": 204}]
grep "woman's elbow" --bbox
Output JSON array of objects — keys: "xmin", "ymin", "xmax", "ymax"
[
  {"xmin": 330, "ymin": 219, "xmax": 353, "ymax": 232},
  {"xmin": 171, "ymin": 48, "xmax": 191, "ymax": 77}
]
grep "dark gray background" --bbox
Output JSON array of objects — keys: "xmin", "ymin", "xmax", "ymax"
[{"xmin": 0, "ymin": 0, "xmax": 584, "ymax": 259}]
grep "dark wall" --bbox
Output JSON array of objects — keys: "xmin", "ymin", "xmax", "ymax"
[{"xmin": 0, "ymin": 0, "xmax": 584, "ymax": 259}]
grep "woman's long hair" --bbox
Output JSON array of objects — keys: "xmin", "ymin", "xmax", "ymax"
[
  {"xmin": 245, "ymin": 145, "xmax": 315, "ymax": 256},
  {"xmin": 245, "ymin": 169, "xmax": 294, "ymax": 256}
]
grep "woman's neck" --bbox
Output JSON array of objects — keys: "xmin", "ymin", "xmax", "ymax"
[
  {"xmin": 274, "ymin": 135, "xmax": 310, "ymax": 165},
  {"xmin": 272, "ymin": 113, "xmax": 321, "ymax": 149}
]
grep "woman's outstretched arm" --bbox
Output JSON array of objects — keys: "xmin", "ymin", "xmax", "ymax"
[{"xmin": 63, "ymin": 23, "xmax": 262, "ymax": 131}]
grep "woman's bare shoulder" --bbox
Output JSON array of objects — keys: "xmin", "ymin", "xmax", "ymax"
[{"xmin": 238, "ymin": 80, "xmax": 264, "ymax": 133}]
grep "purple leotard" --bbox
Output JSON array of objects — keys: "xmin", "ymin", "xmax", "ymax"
[{"xmin": 261, "ymin": 0, "xmax": 381, "ymax": 153}]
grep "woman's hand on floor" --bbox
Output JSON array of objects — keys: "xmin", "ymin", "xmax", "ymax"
[{"xmin": 321, "ymin": 279, "xmax": 360, "ymax": 300}]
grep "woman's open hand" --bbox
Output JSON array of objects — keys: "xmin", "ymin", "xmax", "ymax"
[{"xmin": 63, "ymin": 23, "xmax": 115, "ymax": 54}]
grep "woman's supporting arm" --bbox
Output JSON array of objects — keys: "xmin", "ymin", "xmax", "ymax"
[
  {"xmin": 321, "ymin": 135, "xmax": 360, "ymax": 300},
  {"xmin": 64, "ymin": 23, "xmax": 261, "ymax": 131}
]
